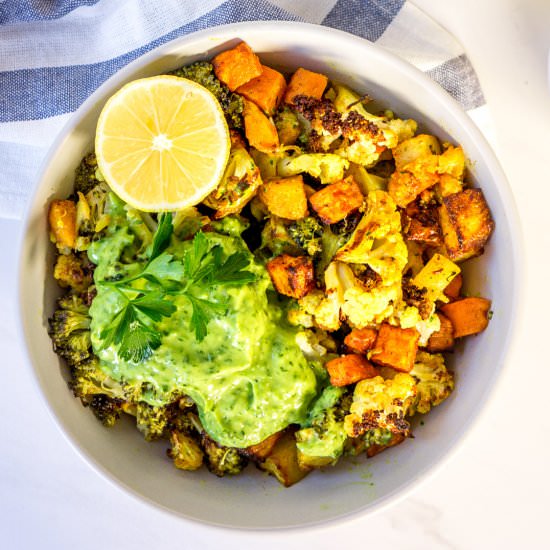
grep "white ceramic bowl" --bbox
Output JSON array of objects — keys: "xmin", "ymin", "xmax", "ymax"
[{"xmin": 17, "ymin": 22, "xmax": 522, "ymax": 530}]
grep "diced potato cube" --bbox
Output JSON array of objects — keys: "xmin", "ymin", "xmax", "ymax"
[
  {"xmin": 258, "ymin": 175, "xmax": 308, "ymax": 220},
  {"xmin": 243, "ymin": 431, "xmax": 283, "ymax": 461},
  {"xmin": 440, "ymin": 297, "xmax": 491, "ymax": 338},
  {"xmin": 392, "ymin": 134, "xmax": 441, "ymax": 170},
  {"xmin": 412, "ymin": 253, "xmax": 461, "ymax": 303},
  {"xmin": 212, "ymin": 41, "xmax": 262, "ymax": 91},
  {"xmin": 243, "ymin": 99, "xmax": 280, "ymax": 153},
  {"xmin": 266, "ymin": 254, "xmax": 315, "ymax": 298},
  {"xmin": 438, "ymin": 188, "xmax": 494, "ymax": 262},
  {"xmin": 370, "ymin": 323, "xmax": 420, "ymax": 372},
  {"xmin": 283, "ymin": 67, "xmax": 328, "ymax": 104},
  {"xmin": 260, "ymin": 430, "xmax": 311, "ymax": 487},
  {"xmin": 236, "ymin": 65, "xmax": 286, "ymax": 115}
]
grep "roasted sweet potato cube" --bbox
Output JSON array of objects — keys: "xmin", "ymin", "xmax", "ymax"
[
  {"xmin": 370, "ymin": 324, "xmax": 420, "ymax": 372},
  {"xmin": 242, "ymin": 99, "xmax": 279, "ymax": 153},
  {"xmin": 283, "ymin": 67, "xmax": 328, "ymax": 104},
  {"xmin": 236, "ymin": 65, "xmax": 286, "ymax": 115},
  {"xmin": 309, "ymin": 177, "xmax": 364, "ymax": 224},
  {"xmin": 404, "ymin": 202, "xmax": 442, "ymax": 246},
  {"xmin": 266, "ymin": 254, "xmax": 315, "ymax": 298},
  {"xmin": 388, "ymin": 155, "xmax": 440, "ymax": 208},
  {"xmin": 49, "ymin": 199, "xmax": 77, "ymax": 249},
  {"xmin": 258, "ymin": 175, "xmax": 308, "ymax": 220},
  {"xmin": 212, "ymin": 41, "xmax": 262, "ymax": 91},
  {"xmin": 344, "ymin": 328, "xmax": 378, "ymax": 354},
  {"xmin": 440, "ymin": 297, "xmax": 491, "ymax": 338},
  {"xmin": 260, "ymin": 430, "xmax": 310, "ymax": 487},
  {"xmin": 426, "ymin": 313, "xmax": 455, "ymax": 352},
  {"xmin": 443, "ymin": 272, "xmax": 463, "ymax": 301},
  {"xmin": 439, "ymin": 188, "xmax": 494, "ymax": 262},
  {"xmin": 243, "ymin": 431, "xmax": 283, "ymax": 461},
  {"xmin": 326, "ymin": 354, "xmax": 379, "ymax": 387}
]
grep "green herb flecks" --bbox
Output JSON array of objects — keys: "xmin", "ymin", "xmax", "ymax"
[{"xmin": 98, "ymin": 214, "xmax": 257, "ymax": 361}]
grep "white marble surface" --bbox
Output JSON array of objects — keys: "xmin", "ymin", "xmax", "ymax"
[{"xmin": 2, "ymin": 0, "xmax": 550, "ymax": 548}]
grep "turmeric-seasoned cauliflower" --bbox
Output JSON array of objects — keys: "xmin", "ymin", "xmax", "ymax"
[
  {"xmin": 344, "ymin": 373, "xmax": 417, "ymax": 438},
  {"xmin": 203, "ymin": 145, "xmax": 262, "ymax": 218},
  {"xmin": 409, "ymin": 351, "xmax": 454, "ymax": 414},
  {"xmin": 277, "ymin": 153, "xmax": 349, "ymax": 183}
]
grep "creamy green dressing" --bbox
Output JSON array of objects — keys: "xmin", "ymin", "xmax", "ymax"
[{"xmin": 88, "ymin": 211, "xmax": 320, "ymax": 448}]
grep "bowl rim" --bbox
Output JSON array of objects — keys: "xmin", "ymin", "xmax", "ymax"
[{"xmin": 16, "ymin": 20, "xmax": 525, "ymax": 531}]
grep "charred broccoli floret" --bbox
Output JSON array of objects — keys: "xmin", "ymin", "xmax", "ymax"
[
  {"xmin": 170, "ymin": 61, "xmax": 243, "ymax": 129},
  {"xmin": 48, "ymin": 294, "xmax": 92, "ymax": 364},
  {"xmin": 288, "ymin": 217, "xmax": 323, "ymax": 257},
  {"xmin": 89, "ymin": 394, "xmax": 123, "ymax": 427},
  {"xmin": 295, "ymin": 385, "xmax": 350, "ymax": 468},
  {"xmin": 201, "ymin": 434, "xmax": 248, "ymax": 476},
  {"xmin": 74, "ymin": 153, "xmax": 102, "ymax": 194}
]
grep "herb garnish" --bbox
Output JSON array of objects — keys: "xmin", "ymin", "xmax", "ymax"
[{"xmin": 99, "ymin": 214, "xmax": 257, "ymax": 362}]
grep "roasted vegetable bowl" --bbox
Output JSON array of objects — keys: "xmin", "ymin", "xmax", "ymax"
[{"xmin": 18, "ymin": 22, "xmax": 521, "ymax": 529}]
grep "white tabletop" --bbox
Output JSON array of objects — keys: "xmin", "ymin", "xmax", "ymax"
[{"xmin": 2, "ymin": 0, "xmax": 550, "ymax": 548}]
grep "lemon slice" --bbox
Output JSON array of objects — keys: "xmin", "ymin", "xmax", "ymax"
[{"xmin": 95, "ymin": 75, "xmax": 230, "ymax": 211}]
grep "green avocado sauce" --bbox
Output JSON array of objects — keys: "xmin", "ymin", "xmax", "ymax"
[{"xmin": 88, "ymin": 204, "xmax": 320, "ymax": 448}]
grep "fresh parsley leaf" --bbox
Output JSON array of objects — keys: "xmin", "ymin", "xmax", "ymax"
[
  {"xmin": 117, "ymin": 317, "xmax": 161, "ymax": 362},
  {"xmin": 149, "ymin": 212, "xmax": 174, "ymax": 261},
  {"xmin": 131, "ymin": 292, "xmax": 177, "ymax": 321},
  {"xmin": 99, "ymin": 229, "xmax": 259, "ymax": 361},
  {"xmin": 141, "ymin": 253, "xmax": 185, "ymax": 283},
  {"xmin": 209, "ymin": 251, "xmax": 256, "ymax": 285},
  {"xmin": 186, "ymin": 295, "xmax": 227, "ymax": 342}
]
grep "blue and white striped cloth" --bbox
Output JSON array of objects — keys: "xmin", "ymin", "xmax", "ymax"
[{"xmin": 0, "ymin": 0, "xmax": 486, "ymax": 219}]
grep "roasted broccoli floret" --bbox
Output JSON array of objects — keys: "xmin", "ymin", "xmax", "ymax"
[
  {"xmin": 260, "ymin": 215, "xmax": 303, "ymax": 257},
  {"xmin": 74, "ymin": 153, "xmax": 102, "ymax": 194},
  {"xmin": 170, "ymin": 61, "xmax": 244, "ymax": 129},
  {"xmin": 288, "ymin": 216, "xmax": 323, "ymax": 257},
  {"xmin": 89, "ymin": 394, "xmax": 123, "ymax": 427},
  {"xmin": 344, "ymin": 373, "xmax": 417, "ymax": 438},
  {"xmin": 295, "ymin": 385, "xmax": 350, "ymax": 468},
  {"xmin": 48, "ymin": 294, "xmax": 92, "ymax": 364},
  {"xmin": 135, "ymin": 402, "xmax": 170, "ymax": 441},
  {"xmin": 408, "ymin": 351, "xmax": 454, "ymax": 415},
  {"xmin": 201, "ymin": 434, "xmax": 247, "ymax": 476},
  {"xmin": 274, "ymin": 106, "xmax": 302, "ymax": 145}
]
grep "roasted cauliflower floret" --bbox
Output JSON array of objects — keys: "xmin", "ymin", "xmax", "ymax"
[
  {"xmin": 277, "ymin": 152, "xmax": 349, "ymax": 183},
  {"xmin": 408, "ymin": 351, "xmax": 454, "ymax": 415},
  {"xmin": 203, "ymin": 145, "xmax": 262, "ymax": 218},
  {"xmin": 344, "ymin": 373, "xmax": 417, "ymax": 438}
]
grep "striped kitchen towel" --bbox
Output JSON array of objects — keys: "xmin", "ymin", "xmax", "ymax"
[{"xmin": 0, "ymin": 0, "xmax": 486, "ymax": 219}]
